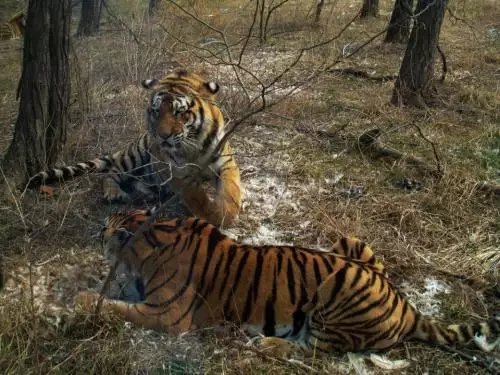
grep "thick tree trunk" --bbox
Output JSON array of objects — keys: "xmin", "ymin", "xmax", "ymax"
[
  {"xmin": 315, "ymin": 0, "xmax": 325, "ymax": 23},
  {"xmin": 392, "ymin": 0, "xmax": 448, "ymax": 107},
  {"xmin": 76, "ymin": 0, "xmax": 102, "ymax": 37},
  {"xmin": 385, "ymin": 0, "xmax": 414, "ymax": 43},
  {"xmin": 360, "ymin": 0, "xmax": 379, "ymax": 18},
  {"xmin": 1, "ymin": 0, "xmax": 71, "ymax": 181},
  {"xmin": 47, "ymin": 1, "xmax": 70, "ymax": 161}
]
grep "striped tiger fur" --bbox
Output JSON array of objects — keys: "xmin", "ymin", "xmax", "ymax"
[
  {"xmin": 27, "ymin": 70, "xmax": 241, "ymax": 226},
  {"xmin": 76, "ymin": 209, "xmax": 500, "ymax": 353}
]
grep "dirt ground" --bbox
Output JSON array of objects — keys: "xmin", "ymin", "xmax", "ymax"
[{"xmin": 0, "ymin": 0, "xmax": 499, "ymax": 373}]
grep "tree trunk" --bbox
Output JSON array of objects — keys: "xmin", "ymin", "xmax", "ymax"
[
  {"xmin": 385, "ymin": 0, "xmax": 414, "ymax": 43},
  {"xmin": 391, "ymin": 0, "xmax": 448, "ymax": 107},
  {"xmin": 360, "ymin": 0, "xmax": 379, "ymax": 18},
  {"xmin": 76, "ymin": 0, "xmax": 102, "ymax": 37},
  {"xmin": 148, "ymin": 0, "xmax": 160, "ymax": 17},
  {"xmin": 47, "ymin": 1, "xmax": 71, "ymax": 161},
  {"xmin": 315, "ymin": 0, "xmax": 325, "ymax": 24},
  {"xmin": 2, "ymin": 0, "xmax": 71, "ymax": 181}
]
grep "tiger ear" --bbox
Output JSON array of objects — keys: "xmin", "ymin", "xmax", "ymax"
[
  {"xmin": 141, "ymin": 78, "xmax": 158, "ymax": 89},
  {"xmin": 204, "ymin": 81, "xmax": 219, "ymax": 94}
]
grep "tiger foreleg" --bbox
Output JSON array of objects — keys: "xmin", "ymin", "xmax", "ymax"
[
  {"xmin": 214, "ymin": 164, "xmax": 241, "ymax": 227},
  {"xmin": 181, "ymin": 180, "xmax": 240, "ymax": 227},
  {"xmin": 75, "ymin": 291, "xmax": 194, "ymax": 333},
  {"xmin": 169, "ymin": 176, "xmax": 232, "ymax": 227},
  {"xmin": 102, "ymin": 170, "xmax": 130, "ymax": 202}
]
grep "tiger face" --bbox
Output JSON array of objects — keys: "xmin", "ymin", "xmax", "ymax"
[
  {"xmin": 142, "ymin": 70, "xmax": 221, "ymax": 156},
  {"xmin": 146, "ymin": 91, "xmax": 191, "ymax": 149},
  {"xmin": 100, "ymin": 210, "xmax": 151, "ymax": 265}
]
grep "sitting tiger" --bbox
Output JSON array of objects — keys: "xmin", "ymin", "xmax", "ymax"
[
  {"xmin": 76, "ymin": 209, "xmax": 500, "ymax": 353},
  {"xmin": 27, "ymin": 70, "xmax": 241, "ymax": 227}
]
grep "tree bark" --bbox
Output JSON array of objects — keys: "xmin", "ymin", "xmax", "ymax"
[
  {"xmin": 47, "ymin": 1, "xmax": 71, "ymax": 161},
  {"xmin": 1, "ymin": 0, "xmax": 71, "ymax": 181},
  {"xmin": 360, "ymin": 0, "xmax": 379, "ymax": 18},
  {"xmin": 391, "ymin": 0, "xmax": 448, "ymax": 107},
  {"xmin": 385, "ymin": 0, "xmax": 414, "ymax": 43},
  {"xmin": 76, "ymin": 0, "xmax": 102, "ymax": 37}
]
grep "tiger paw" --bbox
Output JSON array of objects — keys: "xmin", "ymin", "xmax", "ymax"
[
  {"xmin": 258, "ymin": 337, "xmax": 304, "ymax": 358},
  {"xmin": 102, "ymin": 180, "xmax": 130, "ymax": 202}
]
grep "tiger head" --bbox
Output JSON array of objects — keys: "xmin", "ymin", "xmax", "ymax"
[
  {"xmin": 100, "ymin": 209, "xmax": 154, "ymax": 266},
  {"xmin": 141, "ymin": 70, "xmax": 220, "ymax": 153}
]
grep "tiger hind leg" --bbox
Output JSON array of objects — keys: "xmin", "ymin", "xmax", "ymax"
[
  {"xmin": 330, "ymin": 237, "xmax": 385, "ymax": 273},
  {"xmin": 303, "ymin": 267, "xmax": 401, "ymax": 352}
]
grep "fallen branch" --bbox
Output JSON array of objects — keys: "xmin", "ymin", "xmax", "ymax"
[
  {"xmin": 440, "ymin": 345, "xmax": 500, "ymax": 375},
  {"xmin": 357, "ymin": 128, "xmax": 442, "ymax": 177},
  {"xmin": 475, "ymin": 181, "xmax": 500, "ymax": 196},
  {"xmin": 328, "ymin": 68, "xmax": 397, "ymax": 82}
]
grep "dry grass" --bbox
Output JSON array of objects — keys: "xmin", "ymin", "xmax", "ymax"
[{"xmin": 0, "ymin": 0, "xmax": 499, "ymax": 373}]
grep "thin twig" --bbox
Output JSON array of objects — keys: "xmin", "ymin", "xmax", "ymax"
[
  {"xmin": 446, "ymin": 7, "xmax": 479, "ymax": 41},
  {"xmin": 102, "ymin": 0, "xmax": 145, "ymax": 46},
  {"xmin": 412, "ymin": 123, "xmax": 442, "ymax": 177},
  {"xmin": 436, "ymin": 44, "xmax": 447, "ymax": 82}
]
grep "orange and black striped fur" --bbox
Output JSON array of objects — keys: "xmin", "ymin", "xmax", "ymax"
[
  {"xmin": 27, "ymin": 70, "xmax": 241, "ymax": 227},
  {"xmin": 76, "ymin": 209, "xmax": 500, "ymax": 353}
]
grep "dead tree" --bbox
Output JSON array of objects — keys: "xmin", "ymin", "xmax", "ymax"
[
  {"xmin": 392, "ymin": 0, "xmax": 448, "ymax": 107},
  {"xmin": 2, "ymin": 0, "xmax": 71, "ymax": 180},
  {"xmin": 76, "ymin": 0, "xmax": 102, "ymax": 37},
  {"xmin": 385, "ymin": 0, "xmax": 414, "ymax": 43},
  {"xmin": 360, "ymin": 0, "xmax": 379, "ymax": 18}
]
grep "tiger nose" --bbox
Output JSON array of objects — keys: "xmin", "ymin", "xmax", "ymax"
[{"xmin": 159, "ymin": 133, "xmax": 172, "ymax": 142}]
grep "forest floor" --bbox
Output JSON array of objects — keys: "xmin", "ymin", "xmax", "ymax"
[{"xmin": 0, "ymin": 0, "xmax": 499, "ymax": 373}]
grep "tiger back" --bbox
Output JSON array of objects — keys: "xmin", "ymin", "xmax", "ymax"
[
  {"xmin": 27, "ymin": 70, "xmax": 241, "ymax": 227},
  {"xmin": 76, "ymin": 210, "xmax": 500, "ymax": 353}
]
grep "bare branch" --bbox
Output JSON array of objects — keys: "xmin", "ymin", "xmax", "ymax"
[
  {"xmin": 102, "ymin": 0, "xmax": 145, "ymax": 46},
  {"xmin": 412, "ymin": 122, "xmax": 442, "ymax": 177}
]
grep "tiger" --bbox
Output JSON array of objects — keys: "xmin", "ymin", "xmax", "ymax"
[
  {"xmin": 27, "ymin": 70, "xmax": 241, "ymax": 227},
  {"xmin": 76, "ymin": 209, "xmax": 500, "ymax": 354}
]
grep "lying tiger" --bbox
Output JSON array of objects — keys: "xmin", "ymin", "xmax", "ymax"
[
  {"xmin": 27, "ymin": 70, "xmax": 241, "ymax": 227},
  {"xmin": 76, "ymin": 209, "xmax": 500, "ymax": 353}
]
